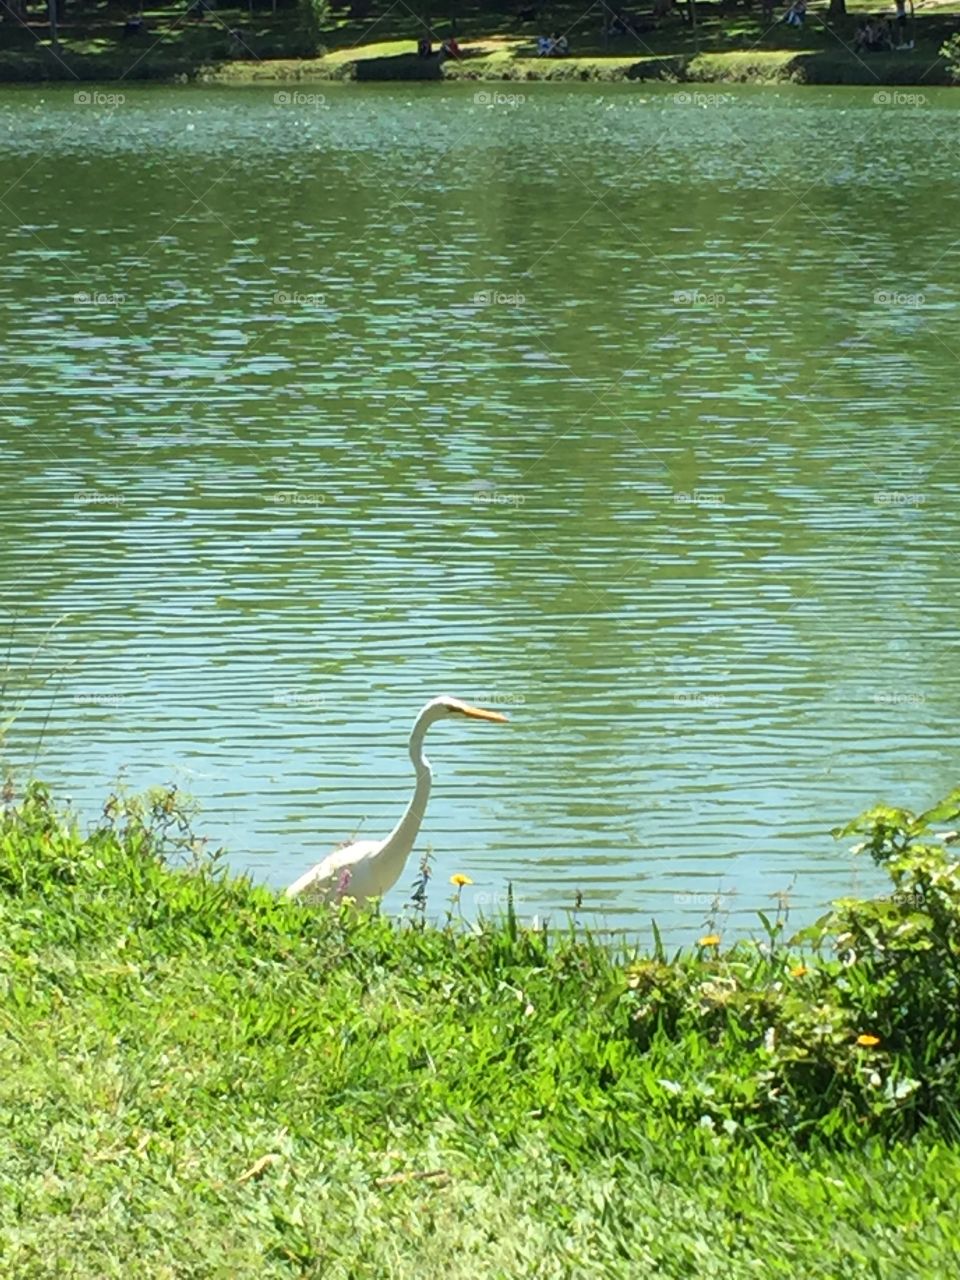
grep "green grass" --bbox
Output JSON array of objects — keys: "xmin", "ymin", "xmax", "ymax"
[
  {"xmin": 2, "ymin": 779, "xmax": 960, "ymax": 1275},
  {"xmin": 0, "ymin": 0, "xmax": 954, "ymax": 83}
]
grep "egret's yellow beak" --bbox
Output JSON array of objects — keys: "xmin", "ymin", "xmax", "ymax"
[{"xmin": 458, "ymin": 702, "xmax": 509, "ymax": 723}]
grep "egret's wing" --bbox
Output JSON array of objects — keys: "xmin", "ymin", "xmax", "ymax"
[{"xmin": 285, "ymin": 839, "xmax": 380, "ymax": 901}]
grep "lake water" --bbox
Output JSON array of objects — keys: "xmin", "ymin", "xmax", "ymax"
[{"xmin": 2, "ymin": 80, "xmax": 958, "ymax": 943}]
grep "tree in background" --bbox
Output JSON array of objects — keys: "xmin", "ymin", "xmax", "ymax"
[{"xmin": 299, "ymin": 0, "xmax": 330, "ymax": 50}]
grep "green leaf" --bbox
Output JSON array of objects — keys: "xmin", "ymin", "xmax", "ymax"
[{"xmin": 916, "ymin": 788, "xmax": 960, "ymax": 831}]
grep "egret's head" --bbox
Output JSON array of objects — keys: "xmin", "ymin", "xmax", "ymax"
[{"xmin": 429, "ymin": 695, "xmax": 509, "ymax": 724}]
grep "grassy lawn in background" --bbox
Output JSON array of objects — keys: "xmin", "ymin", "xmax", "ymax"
[{"xmin": 0, "ymin": 0, "xmax": 955, "ymax": 82}]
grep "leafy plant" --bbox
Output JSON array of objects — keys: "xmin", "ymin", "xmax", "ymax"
[
  {"xmin": 941, "ymin": 33, "xmax": 960, "ymax": 81},
  {"xmin": 3, "ymin": 781, "xmax": 960, "ymax": 1275}
]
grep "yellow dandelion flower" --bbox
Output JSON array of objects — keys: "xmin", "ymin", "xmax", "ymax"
[
  {"xmin": 698, "ymin": 934, "xmax": 721, "ymax": 947},
  {"xmin": 856, "ymin": 1033, "xmax": 881, "ymax": 1047},
  {"xmin": 450, "ymin": 873, "xmax": 473, "ymax": 888},
  {"xmin": 790, "ymin": 964, "xmax": 808, "ymax": 978}
]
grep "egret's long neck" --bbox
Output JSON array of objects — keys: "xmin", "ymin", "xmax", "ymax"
[{"xmin": 378, "ymin": 709, "xmax": 434, "ymax": 875}]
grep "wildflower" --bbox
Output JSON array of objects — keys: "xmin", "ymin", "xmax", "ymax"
[
  {"xmin": 856, "ymin": 1033, "xmax": 881, "ymax": 1047},
  {"xmin": 698, "ymin": 934, "xmax": 721, "ymax": 947},
  {"xmin": 335, "ymin": 867, "xmax": 352, "ymax": 897},
  {"xmin": 450, "ymin": 873, "xmax": 473, "ymax": 887},
  {"xmin": 790, "ymin": 964, "xmax": 808, "ymax": 978}
]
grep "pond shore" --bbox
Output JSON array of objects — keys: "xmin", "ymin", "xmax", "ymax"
[
  {"xmin": 0, "ymin": 47, "xmax": 952, "ymax": 86},
  {"xmin": 1, "ymin": 10, "xmax": 955, "ymax": 87},
  {"xmin": 2, "ymin": 779, "xmax": 960, "ymax": 1274},
  {"xmin": 212, "ymin": 46, "xmax": 953, "ymax": 85}
]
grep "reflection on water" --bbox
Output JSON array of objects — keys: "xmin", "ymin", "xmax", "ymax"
[{"xmin": 1, "ymin": 82, "xmax": 958, "ymax": 942}]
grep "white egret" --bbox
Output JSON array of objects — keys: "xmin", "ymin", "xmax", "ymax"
[{"xmin": 285, "ymin": 696, "xmax": 508, "ymax": 908}]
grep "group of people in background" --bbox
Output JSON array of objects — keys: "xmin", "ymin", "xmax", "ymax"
[
  {"xmin": 412, "ymin": 0, "xmax": 914, "ymax": 63},
  {"xmin": 416, "ymin": 29, "xmax": 567, "ymax": 58},
  {"xmin": 416, "ymin": 33, "xmax": 461, "ymax": 58},
  {"xmin": 780, "ymin": 0, "xmax": 914, "ymax": 43},
  {"xmin": 855, "ymin": 0, "xmax": 914, "ymax": 49},
  {"xmin": 778, "ymin": 0, "xmax": 911, "ymax": 41}
]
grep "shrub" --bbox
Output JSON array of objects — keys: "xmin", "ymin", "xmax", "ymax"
[{"xmin": 940, "ymin": 33, "xmax": 960, "ymax": 81}]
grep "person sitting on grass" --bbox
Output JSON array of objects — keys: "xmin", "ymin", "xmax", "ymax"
[
  {"xmin": 417, "ymin": 35, "xmax": 432, "ymax": 56},
  {"xmin": 873, "ymin": 15, "xmax": 894, "ymax": 48},
  {"xmin": 856, "ymin": 15, "xmax": 894, "ymax": 50},
  {"xmin": 553, "ymin": 32, "xmax": 569, "ymax": 53},
  {"xmin": 227, "ymin": 27, "xmax": 248, "ymax": 56},
  {"xmin": 440, "ymin": 33, "xmax": 462, "ymax": 57},
  {"xmin": 781, "ymin": 0, "xmax": 805, "ymax": 24}
]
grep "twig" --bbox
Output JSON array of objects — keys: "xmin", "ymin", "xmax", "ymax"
[
  {"xmin": 236, "ymin": 1153, "xmax": 281, "ymax": 1184},
  {"xmin": 374, "ymin": 1168, "xmax": 449, "ymax": 1188}
]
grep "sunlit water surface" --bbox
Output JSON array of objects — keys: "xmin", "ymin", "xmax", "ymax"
[{"xmin": 2, "ymin": 81, "xmax": 958, "ymax": 942}]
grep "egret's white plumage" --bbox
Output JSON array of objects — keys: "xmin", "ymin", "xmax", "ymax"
[{"xmin": 285, "ymin": 695, "xmax": 508, "ymax": 908}]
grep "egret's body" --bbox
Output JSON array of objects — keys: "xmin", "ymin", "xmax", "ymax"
[{"xmin": 285, "ymin": 696, "xmax": 507, "ymax": 907}]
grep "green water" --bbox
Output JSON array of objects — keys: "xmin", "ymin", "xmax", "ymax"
[{"xmin": 2, "ymin": 80, "xmax": 958, "ymax": 939}]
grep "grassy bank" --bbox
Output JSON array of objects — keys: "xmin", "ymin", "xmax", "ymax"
[
  {"xmin": 2, "ymin": 779, "xmax": 960, "ymax": 1276},
  {"xmin": 0, "ymin": 46, "xmax": 947, "ymax": 86},
  {"xmin": 207, "ymin": 44, "xmax": 950, "ymax": 85},
  {"xmin": 0, "ymin": 0, "xmax": 956, "ymax": 84}
]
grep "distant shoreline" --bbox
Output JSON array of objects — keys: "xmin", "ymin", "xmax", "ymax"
[{"xmin": 0, "ymin": 45, "xmax": 952, "ymax": 88}]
